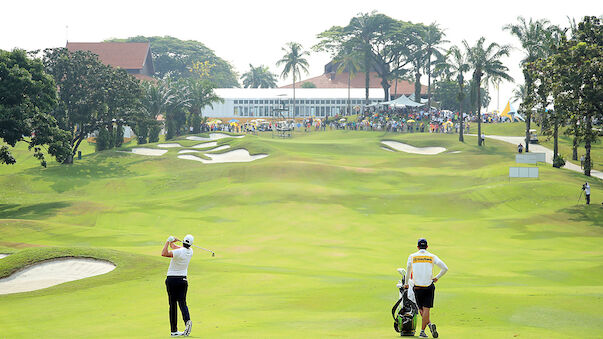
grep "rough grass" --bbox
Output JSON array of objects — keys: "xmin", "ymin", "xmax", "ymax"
[{"xmin": 0, "ymin": 130, "xmax": 601, "ymax": 338}]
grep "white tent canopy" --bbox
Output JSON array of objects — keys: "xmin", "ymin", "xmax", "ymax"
[{"xmin": 381, "ymin": 95, "xmax": 425, "ymax": 107}]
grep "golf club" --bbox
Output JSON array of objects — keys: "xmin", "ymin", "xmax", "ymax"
[{"xmin": 175, "ymin": 239, "xmax": 215, "ymax": 257}]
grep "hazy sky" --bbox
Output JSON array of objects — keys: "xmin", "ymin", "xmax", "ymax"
[{"xmin": 3, "ymin": 0, "xmax": 600, "ymax": 111}]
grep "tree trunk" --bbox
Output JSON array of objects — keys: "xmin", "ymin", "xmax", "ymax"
[
  {"xmin": 427, "ymin": 54, "xmax": 432, "ymax": 111},
  {"xmin": 459, "ymin": 90, "xmax": 464, "ymax": 142},
  {"xmin": 414, "ymin": 71, "xmax": 421, "ymax": 104},
  {"xmin": 572, "ymin": 135, "xmax": 579, "ymax": 161},
  {"xmin": 381, "ymin": 77, "xmax": 390, "ymax": 102},
  {"xmin": 525, "ymin": 117, "xmax": 531, "ymax": 153},
  {"xmin": 524, "ymin": 72, "xmax": 532, "ymax": 153},
  {"xmin": 553, "ymin": 119, "xmax": 559, "ymax": 167},
  {"xmin": 584, "ymin": 114, "xmax": 592, "ymax": 176},
  {"xmin": 292, "ymin": 73, "xmax": 296, "ymax": 119},
  {"xmin": 348, "ymin": 73, "xmax": 351, "ymax": 115},
  {"xmin": 477, "ymin": 84, "xmax": 482, "ymax": 146},
  {"xmin": 365, "ymin": 50, "xmax": 370, "ymax": 106}
]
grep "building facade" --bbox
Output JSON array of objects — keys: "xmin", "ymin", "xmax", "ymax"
[{"xmin": 202, "ymin": 88, "xmax": 386, "ymax": 119}]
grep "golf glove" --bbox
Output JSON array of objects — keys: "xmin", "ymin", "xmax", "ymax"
[{"xmin": 167, "ymin": 236, "xmax": 175, "ymax": 243}]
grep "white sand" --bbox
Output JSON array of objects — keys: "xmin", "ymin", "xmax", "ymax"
[
  {"xmin": 204, "ymin": 145, "xmax": 231, "ymax": 153},
  {"xmin": 178, "ymin": 149, "xmax": 268, "ymax": 164},
  {"xmin": 449, "ymin": 151, "xmax": 462, "ymax": 154},
  {"xmin": 0, "ymin": 254, "xmax": 9, "ymax": 259},
  {"xmin": 381, "ymin": 141, "xmax": 446, "ymax": 155},
  {"xmin": 192, "ymin": 142, "xmax": 218, "ymax": 148},
  {"xmin": 381, "ymin": 147, "xmax": 395, "ymax": 152},
  {"xmin": 157, "ymin": 143, "xmax": 182, "ymax": 148},
  {"xmin": 129, "ymin": 148, "xmax": 167, "ymax": 156},
  {"xmin": 0, "ymin": 258, "xmax": 116, "ymax": 295},
  {"xmin": 186, "ymin": 133, "xmax": 245, "ymax": 141},
  {"xmin": 179, "ymin": 146, "xmax": 230, "ymax": 154}
]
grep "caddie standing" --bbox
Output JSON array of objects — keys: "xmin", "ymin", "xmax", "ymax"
[{"xmin": 404, "ymin": 238, "xmax": 448, "ymax": 338}]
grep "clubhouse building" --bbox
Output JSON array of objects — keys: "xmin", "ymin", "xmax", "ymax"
[{"xmin": 202, "ymin": 64, "xmax": 427, "ymax": 119}]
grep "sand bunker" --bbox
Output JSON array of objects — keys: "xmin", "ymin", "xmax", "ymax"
[
  {"xmin": 0, "ymin": 258, "xmax": 115, "ymax": 295},
  {"xmin": 381, "ymin": 141, "xmax": 446, "ymax": 155},
  {"xmin": 381, "ymin": 147, "xmax": 395, "ymax": 152},
  {"xmin": 449, "ymin": 151, "xmax": 462, "ymax": 154},
  {"xmin": 204, "ymin": 145, "xmax": 231, "ymax": 153},
  {"xmin": 128, "ymin": 148, "xmax": 168, "ymax": 156},
  {"xmin": 157, "ymin": 143, "xmax": 182, "ymax": 148},
  {"xmin": 186, "ymin": 133, "xmax": 245, "ymax": 141},
  {"xmin": 0, "ymin": 254, "xmax": 9, "ymax": 259},
  {"xmin": 192, "ymin": 142, "xmax": 218, "ymax": 149},
  {"xmin": 177, "ymin": 149, "xmax": 268, "ymax": 164}
]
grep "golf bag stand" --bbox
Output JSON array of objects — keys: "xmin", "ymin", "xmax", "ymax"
[{"xmin": 392, "ymin": 269, "xmax": 418, "ymax": 336}]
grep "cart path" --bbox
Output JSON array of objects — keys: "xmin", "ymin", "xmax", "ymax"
[{"xmin": 468, "ymin": 134, "xmax": 603, "ymax": 180}]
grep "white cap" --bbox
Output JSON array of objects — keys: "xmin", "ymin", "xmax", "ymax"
[{"xmin": 183, "ymin": 234, "xmax": 194, "ymax": 246}]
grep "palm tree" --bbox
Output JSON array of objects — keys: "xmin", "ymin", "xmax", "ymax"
[
  {"xmin": 445, "ymin": 46, "xmax": 470, "ymax": 142},
  {"xmin": 276, "ymin": 42, "xmax": 310, "ymax": 118},
  {"xmin": 511, "ymin": 84, "xmax": 526, "ymax": 103},
  {"xmin": 464, "ymin": 37, "xmax": 513, "ymax": 146},
  {"xmin": 504, "ymin": 16, "xmax": 556, "ymax": 151},
  {"xmin": 346, "ymin": 12, "xmax": 379, "ymax": 106},
  {"xmin": 139, "ymin": 80, "xmax": 174, "ymax": 144},
  {"xmin": 240, "ymin": 64, "xmax": 278, "ymax": 88},
  {"xmin": 422, "ymin": 23, "xmax": 448, "ymax": 111},
  {"xmin": 334, "ymin": 47, "xmax": 361, "ymax": 115},
  {"xmin": 186, "ymin": 78, "xmax": 223, "ymax": 133}
]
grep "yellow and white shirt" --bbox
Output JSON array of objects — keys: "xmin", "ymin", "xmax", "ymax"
[{"xmin": 405, "ymin": 249, "xmax": 448, "ymax": 287}]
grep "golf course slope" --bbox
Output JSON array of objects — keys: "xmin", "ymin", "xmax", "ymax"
[{"xmin": 0, "ymin": 131, "xmax": 601, "ymax": 338}]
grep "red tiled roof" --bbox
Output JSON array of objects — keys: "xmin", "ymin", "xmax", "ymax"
[
  {"xmin": 280, "ymin": 71, "xmax": 426, "ymax": 95},
  {"xmin": 66, "ymin": 42, "xmax": 151, "ymax": 70}
]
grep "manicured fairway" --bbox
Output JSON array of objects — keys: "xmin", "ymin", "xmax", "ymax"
[{"xmin": 0, "ymin": 130, "xmax": 601, "ymax": 338}]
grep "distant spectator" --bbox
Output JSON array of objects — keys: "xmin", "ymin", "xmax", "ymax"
[{"xmin": 518, "ymin": 143, "xmax": 524, "ymax": 153}]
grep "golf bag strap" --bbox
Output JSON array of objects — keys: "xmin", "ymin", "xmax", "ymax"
[{"xmin": 391, "ymin": 297, "xmax": 403, "ymax": 321}]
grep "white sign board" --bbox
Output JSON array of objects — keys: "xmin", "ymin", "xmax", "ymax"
[
  {"xmin": 516, "ymin": 153, "xmax": 546, "ymax": 164},
  {"xmin": 509, "ymin": 167, "xmax": 539, "ymax": 178}
]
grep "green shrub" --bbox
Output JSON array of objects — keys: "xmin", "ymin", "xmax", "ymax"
[{"xmin": 553, "ymin": 154, "xmax": 566, "ymax": 168}]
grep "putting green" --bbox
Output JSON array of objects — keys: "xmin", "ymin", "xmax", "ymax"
[{"xmin": 0, "ymin": 131, "xmax": 601, "ymax": 338}]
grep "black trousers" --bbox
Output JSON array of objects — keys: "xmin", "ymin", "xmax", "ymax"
[
  {"xmin": 586, "ymin": 194, "xmax": 590, "ymax": 204},
  {"xmin": 166, "ymin": 276, "xmax": 190, "ymax": 332}
]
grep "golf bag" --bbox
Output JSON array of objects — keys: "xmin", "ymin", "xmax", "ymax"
[{"xmin": 392, "ymin": 269, "xmax": 418, "ymax": 336}]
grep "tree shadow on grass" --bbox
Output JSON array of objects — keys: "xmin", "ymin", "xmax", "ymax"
[
  {"xmin": 559, "ymin": 206, "xmax": 603, "ymax": 227},
  {"xmin": 0, "ymin": 202, "xmax": 71, "ymax": 220},
  {"xmin": 23, "ymin": 152, "xmax": 143, "ymax": 193}
]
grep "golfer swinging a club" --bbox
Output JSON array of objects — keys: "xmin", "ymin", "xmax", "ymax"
[
  {"xmin": 404, "ymin": 238, "xmax": 448, "ymax": 338},
  {"xmin": 162, "ymin": 235, "xmax": 194, "ymax": 337}
]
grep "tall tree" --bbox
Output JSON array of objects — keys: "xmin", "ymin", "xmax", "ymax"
[
  {"xmin": 43, "ymin": 48, "xmax": 142, "ymax": 163},
  {"xmin": 164, "ymin": 78, "xmax": 191, "ymax": 140},
  {"xmin": 276, "ymin": 42, "xmax": 310, "ymax": 118},
  {"xmin": 444, "ymin": 46, "xmax": 470, "ymax": 141},
  {"xmin": 0, "ymin": 49, "xmax": 70, "ymax": 166},
  {"xmin": 107, "ymin": 36, "xmax": 239, "ymax": 87},
  {"xmin": 544, "ymin": 16, "xmax": 602, "ymax": 176},
  {"xmin": 422, "ymin": 23, "xmax": 448, "ymax": 111},
  {"xmin": 334, "ymin": 47, "xmax": 361, "ymax": 115},
  {"xmin": 504, "ymin": 17, "xmax": 558, "ymax": 152},
  {"xmin": 186, "ymin": 78, "xmax": 223, "ymax": 133},
  {"xmin": 138, "ymin": 80, "xmax": 174, "ymax": 144},
  {"xmin": 464, "ymin": 37, "xmax": 513, "ymax": 146},
  {"xmin": 240, "ymin": 64, "xmax": 278, "ymax": 88}
]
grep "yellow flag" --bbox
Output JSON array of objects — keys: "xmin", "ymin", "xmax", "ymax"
[{"xmin": 500, "ymin": 101, "xmax": 512, "ymax": 119}]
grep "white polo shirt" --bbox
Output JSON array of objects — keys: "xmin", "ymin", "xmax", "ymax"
[
  {"xmin": 585, "ymin": 183, "xmax": 590, "ymax": 195},
  {"xmin": 167, "ymin": 247, "xmax": 193, "ymax": 276},
  {"xmin": 405, "ymin": 249, "xmax": 448, "ymax": 287}
]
